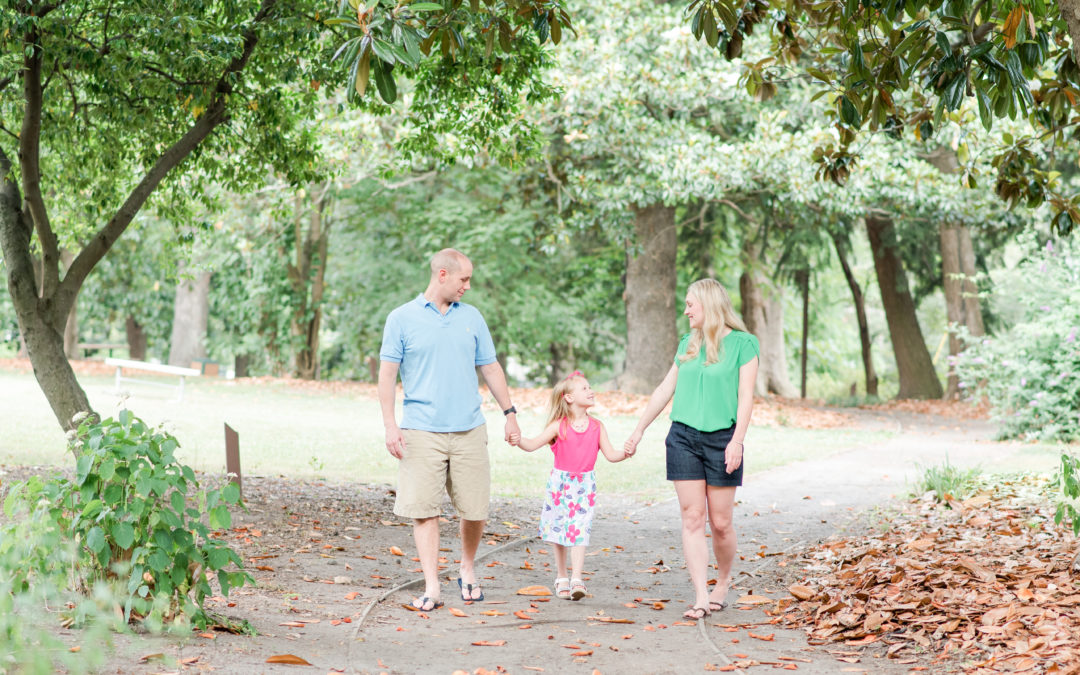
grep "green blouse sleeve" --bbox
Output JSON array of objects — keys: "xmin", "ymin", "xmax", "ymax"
[{"xmin": 737, "ymin": 332, "xmax": 760, "ymax": 367}]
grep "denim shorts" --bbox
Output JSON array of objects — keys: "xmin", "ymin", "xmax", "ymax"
[{"xmin": 665, "ymin": 421, "xmax": 742, "ymax": 487}]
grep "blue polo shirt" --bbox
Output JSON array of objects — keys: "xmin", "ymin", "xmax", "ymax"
[{"xmin": 380, "ymin": 294, "xmax": 498, "ymax": 432}]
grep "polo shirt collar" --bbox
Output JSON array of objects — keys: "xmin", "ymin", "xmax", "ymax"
[{"xmin": 415, "ymin": 293, "xmax": 459, "ymax": 314}]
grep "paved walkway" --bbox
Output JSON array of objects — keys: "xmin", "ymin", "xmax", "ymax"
[{"xmin": 348, "ymin": 412, "xmax": 1011, "ymax": 674}]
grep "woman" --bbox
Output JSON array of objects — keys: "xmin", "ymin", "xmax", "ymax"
[{"xmin": 624, "ymin": 279, "xmax": 759, "ymax": 620}]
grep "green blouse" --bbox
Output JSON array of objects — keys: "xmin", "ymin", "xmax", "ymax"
[{"xmin": 669, "ymin": 330, "xmax": 760, "ymax": 432}]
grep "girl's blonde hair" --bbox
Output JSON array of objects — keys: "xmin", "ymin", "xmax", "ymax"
[
  {"xmin": 546, "ymin": 371, "xmax": 586, "ymax": 438},
  {"xmin": 678, "ymin": 279, "xmax": 748, "ymax": 366}
]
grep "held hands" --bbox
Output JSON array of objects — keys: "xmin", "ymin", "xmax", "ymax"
[
  {"xmin": 504, "ymin": 415, "xmax": 521, "ymax": 447},
  {"xmin": 623, "ymin": 431, "xmax": 642, "ymax": 458}
]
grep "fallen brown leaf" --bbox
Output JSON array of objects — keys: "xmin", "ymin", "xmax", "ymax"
[
  {"xmin": 737, "ymin": 594, "xmax": 773, "ymax": 605},
  {"xmin": 587, "ymin": 616, "xmax": 634, "ymax": 624},
  {"xmin": 471, "ymin": 640, "xmax": 506, "ymax": 646},
  {"xmin": 517, "ymin": 585, "xmax": 553, "ymax": 596},
  {"xmin": 266, "ymin": 654, "xmax": 312, "ymax": 665}
]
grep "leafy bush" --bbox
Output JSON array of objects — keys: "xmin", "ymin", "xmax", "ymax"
[
  {"xmin": 1054, "ymin": 453, "xmax": 1080, "ymax": 536},
  {"xmin": 953, "ymin": 237, "xmax": 1080, "ymax": 442},
  {"xmin": 27, "ymin": 410, "xmax": 251, "ymax": 629},
  {"xmin": 1, "ymin": 485, "xmax": 114, "ymax": 673}
]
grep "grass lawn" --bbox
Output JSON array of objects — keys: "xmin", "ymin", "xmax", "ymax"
[{"xmin": 1, "ymin": 369, "xmax": 897, "ymax": 501}]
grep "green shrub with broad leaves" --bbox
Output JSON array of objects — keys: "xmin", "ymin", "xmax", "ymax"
[
  {"xmin": 1, "ymin": 486, "xmax": 115, "ymax": 673},
  {"xmin": 23, "ymin": 410, "xmax": 251, "ymax": 629},
  {"xmin": 953, "ymin": 238, "xmax": 1080, "ymax": 443}
]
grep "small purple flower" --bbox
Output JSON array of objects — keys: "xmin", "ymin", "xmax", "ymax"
[
  {"xmin": 1067, "ymin": 329, "xmax": 1077, "ymax": 344},
  {"xmin": 1021, "ymin": 378, "xmax": 1027, "ymax": 386},
  {"xmin": 1046, "ymin": 240, "xmax": 1055, "ymax": 252}
]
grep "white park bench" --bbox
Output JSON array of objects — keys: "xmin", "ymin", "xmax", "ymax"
[{"xmin": 106, "ymin": 358, "xmax": 201, "ymax": 401}]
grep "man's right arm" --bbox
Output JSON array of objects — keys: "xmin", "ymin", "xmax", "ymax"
[{"xmin": 378, "ymin": 360, "xmax": 405, "ymax": 459}]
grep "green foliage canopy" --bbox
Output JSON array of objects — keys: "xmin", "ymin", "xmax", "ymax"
[{"xmin": 687, "ymin": 0, "xmax": 1080, "ymax": 230}]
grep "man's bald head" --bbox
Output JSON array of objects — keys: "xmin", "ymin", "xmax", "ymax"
[{"xmin": 430, "ymin": 248, "xmax": 470, "ymax": 278}]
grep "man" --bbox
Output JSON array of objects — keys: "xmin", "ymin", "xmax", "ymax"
[{"xmin": 378, "ymin": 248, "xmax": 520, "ymax": 611}]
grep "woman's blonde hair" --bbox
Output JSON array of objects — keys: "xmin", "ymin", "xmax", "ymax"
[
  {"xmin": 546, "ymin": 371, "xmax": 586, "ymax": 439},
  {"xmin": 678, "ymin": 279, "xmax": 748, "ymax": 366}
]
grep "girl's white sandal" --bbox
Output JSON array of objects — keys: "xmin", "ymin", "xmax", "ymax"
[
  {"xmin": 554, "ymin": 577, "xmax": 572, "ymax": 599},
  {"xmin": 570, "ymin": 578, "xmax": 587, "ymax": 601}
]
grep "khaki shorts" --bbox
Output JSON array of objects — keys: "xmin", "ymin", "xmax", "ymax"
[{"xmin": 394, "ymin": 425, "xmax": 490, "ymax": 521}]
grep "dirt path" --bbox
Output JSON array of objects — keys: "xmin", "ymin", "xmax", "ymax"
[{"xmin": 94, "ymin": 410, "xmax": 1020, "ymax": 674}]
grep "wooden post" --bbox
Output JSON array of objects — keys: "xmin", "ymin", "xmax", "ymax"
[{"xmin": 224, "ymin": 423, "xmax": 241, "ymax": 499}]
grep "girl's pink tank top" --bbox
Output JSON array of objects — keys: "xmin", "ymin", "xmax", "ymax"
[{"xmin": 550, "ymin": 417, "xmax": 601, "ymax": 473}]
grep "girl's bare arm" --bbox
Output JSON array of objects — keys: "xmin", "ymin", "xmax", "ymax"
[
  {"xmin": 517, "ymin": 421, "xmax": 560, "ymax": 452},
  {"xmin": 597, "ymin": 421, "xmax": 627, "ymax": 462}
]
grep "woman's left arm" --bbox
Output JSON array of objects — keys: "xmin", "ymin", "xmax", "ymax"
[{"xmin": 726, "ymin": 355, "xmax": 759, "ymax": 473}]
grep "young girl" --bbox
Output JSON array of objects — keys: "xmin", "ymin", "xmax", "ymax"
[{"xmin": 512, "ymin": 371, "xmax": 628, "ymax": 600}]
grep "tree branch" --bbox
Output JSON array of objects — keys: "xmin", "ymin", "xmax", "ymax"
[
  {"xmin": 716, "ymin": 198, "xmax": 760, "ymax": 226},
  {"xmin": 145, "ymin": 64, "xmax": 214, "ymax": 88},
  {"xmin": 58, "ymin": 0, "xmax": 280, "ymax": 318},
  {"xmin": 19, "ymin": 28, "xmax": 61, "ymax": 303},
  {"xmin": 374, "ymin": 170, "xmax": 438, "ymax": 192}
]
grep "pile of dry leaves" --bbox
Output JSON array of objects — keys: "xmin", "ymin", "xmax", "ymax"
[{"xmin": 774, "ymin": 477, "xmax": 1080, "ymax": 673}]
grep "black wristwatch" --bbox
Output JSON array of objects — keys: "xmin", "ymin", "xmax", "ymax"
[{"xmin": 503, "ymin": 405, "xmax": 517, "ymax": 416}]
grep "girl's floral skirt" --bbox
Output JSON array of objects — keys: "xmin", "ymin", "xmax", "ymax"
[{"xmin": 539, "ymin": 468, "xmax": 597, "ymax": 547}]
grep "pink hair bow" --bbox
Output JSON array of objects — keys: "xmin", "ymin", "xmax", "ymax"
[{"xmin": 566, "ymin": 370, "xmax": 583, "ymax": 380}]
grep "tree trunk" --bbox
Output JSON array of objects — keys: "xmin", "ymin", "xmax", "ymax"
[
  {"xmin": 234, "ymin": 354, "xmax": 251, "ymax": 378},
  {"xmin": 796, "ymin": 269, "xmax": 809, "ymax": 399},
  {"xmin": 549, "ymin": 342, "xmax": 574, "ymax": 386},
  {"xmin": 866, "ymin": 214, "xmax": 943, "ymax": 399},
  {"xmin": 290, "ymin": 187, "xmax": 331, "ymax": 380},
  {"xmin": 830, "ymin": 230, "xmax": 878, "ymax": 397},
  {"xmin": 60, "ymin": 249, "xmax": 79, "ymax": 359},
  {"xmin": 622, "ymin": 204, "xmax": 678, "ymax": 394},
  {"xmin": 1, "ymin": 179, "xmax": 91, "ymax": 431},
  {"xmin": 168, "ymin": 269, "xmax": 211, "ymax": 368},
  {"xmin": 1060, "ymin": 0, "xmax": 1080, "ymax": 66},
  {"xmin": 957, "ymin": 225, "xmax": 985, "ymax": 337},
  {"xmin": 940, "ymin": 223, "xmax": 964, "ymax": 399},
  {"xmin": 125, "ymin": 314, "xmax": 148, "ymax": 361},
  {"xmin": 739, "ymin": 241, "xmax": 797, "ymax": 398}
]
